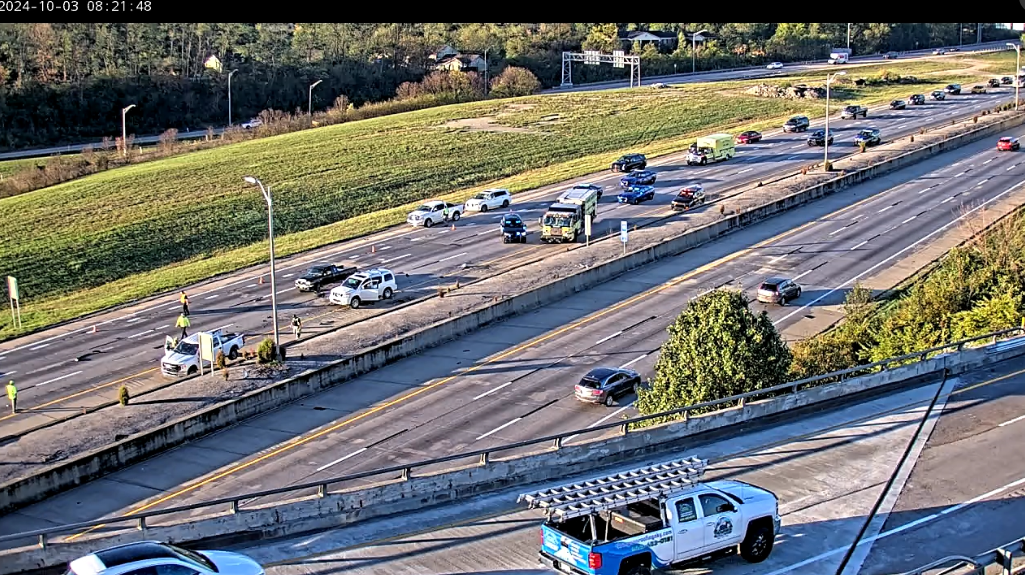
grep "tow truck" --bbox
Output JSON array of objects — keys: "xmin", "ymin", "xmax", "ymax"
[{"xmin": 519, "ymin": 456, "xmax": 780, "ymax": 575}]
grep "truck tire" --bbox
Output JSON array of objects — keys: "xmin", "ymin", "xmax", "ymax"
[
  {"xmin": 480, "ymin": 204, "xmax": 489, "ymax": 212},
  {"xmin": 605, "ymin": 394, "xmax": 616, "ymax": 407},
  {"xmin": 228, "ymin": 347, "xmax": 239, "ymax": 360},
  {"xmin": 424, "ymin": 219, "xmax": 434, "ymax": 228},
  {"xmin": 382, "ymin": 287, "xmax": 393, "ymax": 300},
  {"xmin": 502, "ymin": 200, "xmax": 510, "ymax": 208},
  {"xmin": 622, "ymin": 566, "xmax": 651, "ymax": 575},
  {"xmin": 740, "ymin": 523, "xmax": 774, "ymax": 563},
  {"xmin": 350, "ymin": 297, "xmax": 361, "ymax": 310},
  {"xmin": 452, "ymin": 211, "xmax": 461, "ymax": 221},
  {"xmin": 187, "ymin": 366, "xmax": 198, "ymax": 376}
]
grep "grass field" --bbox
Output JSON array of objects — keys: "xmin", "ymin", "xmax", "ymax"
[
  {"xmin": 0, "ymin": 157, "xmax": 45, "ymax": 179},
  {"xmin": 0, "ymin": 52, "xmax": 1013, "ymax": 341}
]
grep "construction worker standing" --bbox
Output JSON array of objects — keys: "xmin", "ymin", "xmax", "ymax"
[
  {"xmin": 180, "ymin": 291, "xmax": 190, "ymax": 316},
  {"xmin": 291, "ymin": 314, "xmax": 302, "ymax": 340},
  {"xmin": 6, "ymin": 381, "xmax": 16, "ymax": 414},
  {"xmin": 442, "ymin": 204, "xmax": 450, "ymax": 221},
  {"xmin": 176, "ymin": 313, "xmax": 191, "ymax": 340}
]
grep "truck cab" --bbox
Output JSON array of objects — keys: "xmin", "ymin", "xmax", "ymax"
[{"xmin": 521, "ymin": 457, "xmax": 780, "ymax": 575}]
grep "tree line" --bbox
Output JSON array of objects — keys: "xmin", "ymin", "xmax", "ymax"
[{"xmin": 0, "ymin": 23, "xmax": 1014, "ymax": 150}]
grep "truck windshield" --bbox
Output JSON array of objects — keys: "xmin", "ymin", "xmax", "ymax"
[
  {"xmin": 415, "ymin": 205, "xmax": 435, "ymax": 212},
  {"xmin": 544, "ymin": 215, "xmax": 571, "ymax": 227},
  {"xmin": 342, "ymin": 277, "xmax": 363, "ymax": 289},
  {"xmin": 173, "ymin": 342, "xmax": 199, "ymax": 355}
]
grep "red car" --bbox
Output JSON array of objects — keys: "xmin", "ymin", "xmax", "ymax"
[
  {"xmin": 736, "ymin": 130, "xmax": 762, "ymax": 144},
  {"xmin": 998, "ymin": 137, "xmax": 1021, "ymax": 151}
]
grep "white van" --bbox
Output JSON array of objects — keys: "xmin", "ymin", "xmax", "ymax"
[{"xmin": 329, "ymin": 268, "xmax": 397, "ymax": 309}]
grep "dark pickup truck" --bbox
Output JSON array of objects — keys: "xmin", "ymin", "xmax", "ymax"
[
  {"xmin": 294, "ymin": 264, "xmax": 359, "ymax": 292},
  {"xmin": 611, "ymin": 153, "xmax": 647, "ymax": 172},
  {"xmin": 840, "ymin": 105, "xmax": 868, "ymax": 119}
]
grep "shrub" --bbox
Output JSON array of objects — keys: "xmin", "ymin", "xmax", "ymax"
[
  {"xmin": 257, "ymin": 338, "xmax": 277, "ymax": 364},
  {"xmin": 215, "ymin": 350, "xmax": 227, "ymax": 371},
  {"xmin": 118, "ymin": 385, "xmax": 130, "ymax": 406},
  {"xmin": 489, "ymin": 66, "xmax": 542, "ymax": 98}
]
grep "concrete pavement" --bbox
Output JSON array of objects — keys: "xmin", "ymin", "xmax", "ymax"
[
  {"xmin": 0, "ymin": 86, "xmax": 1011, "ymax": 446},
  {"xmin": 5, "ymin": 129, "xmax": 1025, "ymax": 543}
]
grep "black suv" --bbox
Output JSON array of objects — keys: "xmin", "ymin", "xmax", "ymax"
[
  {"xmin": 500, "ymin": 213, "xmax": 528, "ymax": 243},
  {"xmin": 783, "ymin": 115, "xmax": 811, "ymax": 133},
  {"xmin": 611, "ymin": 153, "xmax": 647, "ymax": 172},
  {"xmin": 806, "ymin": 129, "xmax": 833, "ymax": 146},
  {"xmin": 944, "ymin": 84, "xmax": 961, "ymax": 94},
  {"xmin": 988, "ymin": 78, "xmax": 1001, "ymax": 88},
  {"xmin": 908, "ymin": 94, "xmax": 925, "ymax": 105}
]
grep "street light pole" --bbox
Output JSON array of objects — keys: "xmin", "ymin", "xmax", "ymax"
[
  {"xmin": 483, "ymin": 48, "xmax": 489, "ymax": 95},
  {"xmin": 690, "ymin": 29, "xmax": 709, "ymax": 74},
  {"xmin": 308, "ymin": 79, "xmax": 323, "ymax": 116},
  {"xmin": 228, "ymin": 69, "xmax": 238, "ymax": 126},
  {"xmin": 824, "ymin": 71, "xmax": 846, "ymax": 171},
  {"xmin": 243, "ymin": 176, "xmax": 280, "ymax": 357},
  {"xmin": 1009, "ymin": 43, "xmax": 1021, "ymax": 111},
  {"xmin": 847, "ymin": 23, "xmax": 851, "ymax": 51},
  {"xmin": 121, "ymin": 104, "xmax": 135, "ymax": 158}
]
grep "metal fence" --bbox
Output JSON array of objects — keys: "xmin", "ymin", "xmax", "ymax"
[
  {"xmin": 897, "ymin": 534, "xmax": 1025, "ymax": 574},
  {"xmin": 2, "ymin": 326, "xmax": 1023, "ymax": 549}
]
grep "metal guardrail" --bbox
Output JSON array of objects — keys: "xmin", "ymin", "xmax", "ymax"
[
  {"xmin": 1, "ymin": 326, "xmax": 1022, "ymax": 549},
  {"xmin": 897, "ymin": 534, "xmax": 1025, "ymax": 574}
]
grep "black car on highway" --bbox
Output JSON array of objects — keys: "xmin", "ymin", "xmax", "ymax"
[
  {"xmin": 889, "ymin": 99, "xmax": 907, "ymax": 110},
  {"xmin": 945, "ymin": 84, "xmax": 961, "ymax": 94},
  {"xmin": 908, "ymin": 94, "xmax": 926, "ymax": 105},
  {"xmin": 854, "ymin": 128, "xmax": 882, "ymax": 147},
  {"xmin": 611, "ymin": 153, "xmax": 647, "ymax": 172},
  {"xmin": 988, "ymin": 78, "xmax": 1001, "ymax": 88},
  {"xmin": 806, "ymin": 129, "xmax": 833, "ymax": 146},
  {"xmin": 1003, "ymin": 76, "xmax": 1014, "ymax": 85},
  {"xmin": 500, "ymin": 213, "xmax": 528, "ymax": 243},
  {"xmin": 295, "ymin": 264, "xmax": 358, "ymax": 292},
  {"xmin": 783, "ymin": 115, "xmax": 811, "ymax": 133},
  {"xmin": 574, "ymin": 367, "xmax": 642, "ymax": 407},
  {"xmin": 930, "ymin": 90, "xmax": 946, "ymax": 100}
]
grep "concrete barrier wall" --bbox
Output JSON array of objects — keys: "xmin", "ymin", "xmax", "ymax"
[
  {"xmin": 5, "ymin": 339, "xmax": 1023, "ymax": 574},
  {"xmin": 2, "ymin": 110, "xmax": 1022, "ymax": 516}
]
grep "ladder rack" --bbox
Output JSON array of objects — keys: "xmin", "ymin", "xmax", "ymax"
[{"xmin": 517, "ymin": 456, "xmax": 707, "ymax": 522}]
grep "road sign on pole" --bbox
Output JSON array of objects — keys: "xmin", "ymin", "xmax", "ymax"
[
  {"xmin": 585, "ymin": 214, "xmax": 592, "ymax": 247},
  {"xmin": 198, "ymin": 332, "xmax": 215, "ymax": 376},
  {"xmin": 613, "ymin": 50, "xmax": 625, "ymax": 68},
  {"xmin": 620, "ymin": 221, "xmax": 628, "ymax": 255},
  {"xmin": 6, "ymin": 276, "xmax": 21, "ymax": 329}
]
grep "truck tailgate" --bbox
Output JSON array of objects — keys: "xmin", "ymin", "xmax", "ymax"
[{"xmin": 542, "ymin": 524, "xmax": 592, "ymax": 573}]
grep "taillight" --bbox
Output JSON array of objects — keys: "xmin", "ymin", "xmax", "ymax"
[
  {"xmin": 540, "ymin": 528, "xmax": 544, "ymax": 545},
  {"xmin": 588, "ymin": 552, "xmax": 602, "ymax": 569}
]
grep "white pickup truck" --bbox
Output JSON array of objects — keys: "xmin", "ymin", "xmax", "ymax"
[
  {"xmin": 406, "ymin": 200, "xmax": 463, "ymax": 227},
  {"xmin": 520, "ymin": 456, "xmax": 781, "ymax": 575},
  {"xmin": 160, "ymin": 329, "xmax": 245, "ymax": 377}
]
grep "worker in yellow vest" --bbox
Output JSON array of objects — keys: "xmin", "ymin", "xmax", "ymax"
[
  {"xmin": 6, "ymin": 380, "xmax": 16, "ymax": 414},
  {"xmin": 180, "ymin": 291, "xmax": 190, "ymax": 316},
  {"xmin": 176, "ymin": 313, "xmax": 191, "ymax": 340}
]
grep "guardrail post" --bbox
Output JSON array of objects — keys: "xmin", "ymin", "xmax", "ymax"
[
  {"xmin": 683, "ymin": 409, "xmax": 689, "ymax": 421},
  {"xmin": 37, "ymin": 533, "xmax": 46, "ymax": 549},
  {"xmin": 479, "ymin": 452, "xmax": 489, "ymax": 466},
  {"xmin": 739, "ymin": 396, "xmax": 747, "ymax": 408},
  {"xmin": 318, "ymin": 484, "xmax": 328, "ymax": 498},
  {"xmin": 137, "ymin": 516, "xmax": 146, "ymax": 531},
  {"xmin": 230, "ymin": 500, "xmax": 239, "ymax": 514},
  {"xmin": 552, "ymin": 436, "xmax": 563, "ymax": 449},
  {"xmin": 997, "ymin": 548, "xmax": 1013, "ymax": 574},
  {"xmin": 401, "ymin": 467, "xmax": 411, "ymax": 480},
  {"xmin": 620, "ymin": 422, "xmax": 629, "ymax": 435}
]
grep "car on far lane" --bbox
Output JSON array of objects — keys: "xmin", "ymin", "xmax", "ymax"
[
  {"xmin": 889, "ymin": 99, "xmax": 907, "ymax": 110},
  {"xmin": 464, "ymin": 188, "xmax": 511, "ymax": 212},
  {"xmin": 766, "ymin": 61, "xmax": 784, "ymax": 70},
  {"xmin": 884, "ymin": 51, "xmax": 899, "ymax": 59},
  {"xmin": 998, "ymin": 136, "xmax": 1021, "ymax": 151},
  {"xmin": 971, "ymin": 85, "xmax": 987, "ymax": 94},
  {"xmin": 294, "ymin": 264, "xmax": 358, "ymax": 292},
  {"xmin": 945, "ymin": 84, "xmax": 962, "ymax": 94},
  {"xmin": 988, "ymin": 78, "xmax": 1001, "ymax": 88},
  {"xmin": 783, "ymin": 115, "xmax": 811, "ymax": 133},
  {"xmin": 736, "ymin": 130, "xmax": 762, "ymax": 144},
  {"xmin": 933, "ymin": 48, "xmax": 946, "ymax": 55},
  {"xmin": 930, "ymin": 90, "xmax": 946, "ymax": 100},
  {"xmin": 757, "ymin": 277, "xmax": 802, "ymax": 305},
  {"xmin": 650, "ymin": 82, "xmax": 669, "ymax": 89},
  {"xmin": 619, "ymin": 169, "xmax": 657, "ymax": 187},
  {"xmin": 671, "ymin": 185, "xmax": 706, "ymax": 210},
  {"xmin": 617, "ymin": 185, "xmax": 656, "ymax": 205},
  {"xmin": 854, "ymin": 128, "xmax": 882, "ymax": 147},
  {"xmin": 241, "ymin": 117, "xmax": 263, "ymax": 129},
  {"xmin": 611, "ymin": 153, "xmax": 647, "ymax": 172},
  {"xmin": 500, "ymin": 213, "xmax": 528, "ymax": 243},
  {"xmin": 574, "ymin": 367, "xmax": 641, "ymax": 407},
  {"xmin": 64, "ymin": 541, "xmax": 265, "ymax": 575},
  {"xmin": 1002, "ymin": 76, "xmax": 1014, "ymax": 85},
  {"xmin": 806, "ymin": 129, "xmax": 833, "ymax": 146},
  {"xmin": 908, "ymin": 94, "xmax": 926, "ymax": 105}
]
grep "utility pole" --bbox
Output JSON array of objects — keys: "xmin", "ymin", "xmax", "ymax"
[
  {"xmin": 227, "ymin": 69, "xmax": 238, "ymax": 126},
  {"xmin": 121, "ymin": 104, "xmax": 136, "ymax": 158},
  {"xmin": 824, "ymin": 71, "xmax": 846, "ymax": 171},
  {"xmin": 847, "ymin": 23, "xmax": 851, "ymax": 51},
  {"xmin": 483, "ymin": 48, "xmax": 489, "ymax": 95},
  {"xmin": 308, "ymin": 79, "xmax": 323, "ymax": 116}
]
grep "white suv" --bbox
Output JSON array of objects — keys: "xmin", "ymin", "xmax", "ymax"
[
  {"xmin": 329, "ymin": 268, "xmax": 397, "ymax": 309},
  {"xmin": 464, "ymin": 188, "xmax": 511, "ymax": 212}
]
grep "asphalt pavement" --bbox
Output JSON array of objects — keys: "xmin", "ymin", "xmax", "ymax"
[
  {"xmin": 0, "ymin": 86, "xmax": 1012, "ymax": 443},
  {"xmin": 5, "ymin": 125, "xmax": 1025, "ymax": 543},
  {"xmin": 234, "ymin": 355, "xmax": 1025, "ymax": 575}
]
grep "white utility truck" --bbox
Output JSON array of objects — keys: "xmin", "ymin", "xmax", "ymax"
[{"xmin": 160, "ymin": 329, "xmax": 244, "ymax": 377}]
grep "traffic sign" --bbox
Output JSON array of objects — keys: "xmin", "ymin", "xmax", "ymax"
[{"xmin": 620, "ymin": 221, "xmax": 628, "ymax": 243}]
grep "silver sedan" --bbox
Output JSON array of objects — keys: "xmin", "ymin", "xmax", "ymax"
[{"xmin": 66, "ymin": 541, "xmax": 264, "ymax": 575}]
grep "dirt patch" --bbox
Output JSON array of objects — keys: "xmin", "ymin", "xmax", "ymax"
[{"xmin": 441, "ymin": 116, "xmax": 537, "ymax": 133}]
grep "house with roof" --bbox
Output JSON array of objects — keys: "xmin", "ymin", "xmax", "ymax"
[
  {"xmin": 619, "ymin": 30, "xmax": 680, "ymax": 51},
  {"xmin": 433, "ymin": 52, "xmax": 487, "ymax": 73}
]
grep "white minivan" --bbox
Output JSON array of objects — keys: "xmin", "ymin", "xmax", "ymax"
[{"xmin": 329, "ymin": 268, "xmax": 397, "ymax": 309}]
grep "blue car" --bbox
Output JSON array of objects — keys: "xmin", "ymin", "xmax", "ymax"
[
  {"xmin": 619, "ymin": 169, "xmax": 657, "ymax": 187},
  {"xmin": 617, "ymin": 185, "xmax": 656, "ymax": 204}
]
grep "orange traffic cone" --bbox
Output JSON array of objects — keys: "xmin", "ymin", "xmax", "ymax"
[
  {"xmin": 451, "ymin": 224, "xmax": 456, "ymax": 231},
  {"xmin": 371, "ymin": 245, "xmax": 376, "ymax": 253},
  {"xmin": 259, "ymin": 275, "xmax": 264, "ymax": 284},
  {"xmin": 90, "ymin": 325, "xmax": 97, "ymax": 334}
]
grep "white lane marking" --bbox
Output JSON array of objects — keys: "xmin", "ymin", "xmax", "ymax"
[
  {"xmin": 2, "ymin": 370, "xmax": 16, "ymax": 376},
  {"xmin": 377, "ymin": 246, "xmax": 393, "ymax": 251},
  {"xmin": 762, "ymin": 473, "xmax": 1025, "ymax": 575},
  {"xmin": 157, "ymin": 324, "xmax": 170, "ymax": 330},
  {"xmin": 438, "ymin": 252, "xmax": 468, "ymax": 263},
  {"xmin": 381, "ymin": 253, "xmax": 412, "ymax": 264},
  {"xmin": 30, "ymin": 343, "xmax": 50, "ymax": 351},
  {"xmin": 315, "ymin": 447, "xmax": 369, "ymax": 472},
  {"xmin": 128, "ymin": 329, "xmax": 154, "ymax": 339},
  {"xmin": 792, "ymin": 270, "xmax": 812, "ymax": 281},
  {"xmin": 895, "ymin": 124, "xmax": 907, "ymax": 130},
  {"xmin": 282, "ymin": 273, "xmax": 294, "ymax": 278},
  {"xmin": 1010, "ymin": 164, "xmax": 1019, "ymax": 171},
  {"xmin": 983, "ymin": 158, "xmax": 993, "ymax": 165},
  {"xmin": 952, "ymin": 161, "xmax": 962, "ymax": 167},
  {"xmin": 955, "ymin": 170, "xmax": 967, "ymax": 177},
  {"xmin": 350, "ymin": 255, "xmax": 362, "ymax": 260},
  {"xmin": 37, "ymin": 370, "xmax": 83, "ymax": 387},
  {"xmin": 877, "ymin": 205, "xmax": 895, "ymax": 213},
  {"xmin": 786, "ymin": 155, "xmax": 800, "ymax": 161},
  {"xmin": 901, "ymin": 215, "xmax": 917, "ymax": 224},
  {"xmin": 790, "ymin": 143, "xmax": 804, "ymax": 149},
  {"xmin": 473, "ymin": 381, "xmax": 513, "ymax": 401},
  {"xmin": 941, "ymin": 195, "xmax": 956, "ymax": 203},
  {"xmin": 125, "ymin": 317, "xmax": 144, "ymax": 323},
  {"xmin": 918, "ymin": 185, "xmax": 937, "ymax": 195},
  {"xmin": 850, "ymin": 240, "xmax": 868, "ymax": 250},
  {"xmin": 975, "ymin": 177, "xmax": 992, "ymax": 189},
  {"xmin": 620, "ymin": 354, "xmax": 648, "ymax": 369},
  {"xmin": 476, "ymin": 417, "xmax": 522, "ymax": 440},
  {"xmin": 436, "ymin": 229, "xmax": 450, "ymax": 234},
  {"xmin": 999, "ymin": 414, "xmax": 1025, "ymax": 427},
  {"xmin": 595, "ymin": 331, "xmax": 624, "ymax": 345},
  {"xmin": 204, "ymin": 294, "xmax": 219, "ymax": 300},
  {"xmin": 736, "ymin": 168, "xmax": 753, "ymax": 175},
  {"xmin": 769, "ymin": 254, "xmax": 787, "ymax": 263},
  {"xmin": 775, "ymin": 179, "xmax": 1025, "ymax": 327},
  {"xmin": 167, "ymin": 306, "xmax": 179, "ymax": 311},
  {"xmin": 275, "ymin": 288, "xmax": 294, "ymax": 295},
  {"xmin": 245, "ymin": 284, "xmax": 257, "ymax": 288},
  {"xmin": 0, "ymin": 356, "xmax": 6, "ymax": 362}
]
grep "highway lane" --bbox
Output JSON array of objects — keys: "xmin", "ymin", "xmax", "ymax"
[
  {"xmin": 242, "ymin": 356, "xmax": 1025, "ymax": 575},
  {"xmin": 543, "ymin": 43, "xmax": 1009, "ymax": 94},
  {"xmin": 0, "ymin": 85, "xmax": 1012, "ymax": 439},
  {"xmin": 6, "ymin": 127, "xmax": 1024, "ymax": 540}
]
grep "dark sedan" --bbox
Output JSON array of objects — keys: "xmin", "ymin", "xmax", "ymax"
[
  {"xmin": 806, "ymin": 129, "xmax": 833, "ymax": 146},
  {"xmin": 736, "ymin": 130, "xmax": 762, "ymax": 144},
  {"xmin": 619, "ymin": 169, "xmax": 657, "ymax": 187},
  {"xmin": 617, "ymin": 185, "xmax": 656, "ymax": 205},
  {"xmin": 988, "ymin": 78, "xmax": 1001, "ymax": 88},
  {"xmin": 908, "ymin": 94, "xmax": 925, "ymax": 105},
  {"xmin": 500, "ymin": 213, "xmax": 528, "ymax": 243},
  {"xmin": 574, "ymin": 367, "xmax": 641, "ymax": 407},
  {"xmin": 889, "ymin": 99, "xmax": 906, "ymax": 110},
  {"xmin": 294, "ymin": 264, "xmax": 358, "ymax": 292},
  {"xmin": 854, "ymin": 128, "xmax": 882, "ymax": 146}
]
